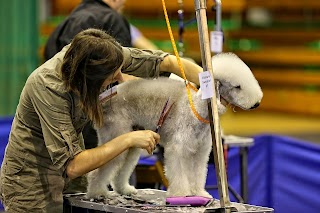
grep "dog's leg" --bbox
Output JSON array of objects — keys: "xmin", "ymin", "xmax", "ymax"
[
  {"xmin": 111, "ymin": 148, "xmax": 141, "ymax": 195},
  {"xmin": 86, "ymin": 151, "xmax": 127, "ymax": 199},
  {"xmin": 164, "ymin": 142, "xmax": 192, "ymax": 197},
  {"xmin": 189, "ymin": 138, "xmax": 212, "ymax": 198}
]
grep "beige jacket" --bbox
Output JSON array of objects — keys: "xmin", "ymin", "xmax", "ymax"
[{"xmin": 0, "ymin": 45, "xmax": 168, "ymax": 213}]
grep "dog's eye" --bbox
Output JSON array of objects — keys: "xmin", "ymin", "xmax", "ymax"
[{"xmin": 235, "ymin": 85, "xmax": 241, "ymax": 89}]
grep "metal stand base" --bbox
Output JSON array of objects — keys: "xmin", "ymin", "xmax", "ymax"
[
  {"xmin": 63, "ymin": 189, "xmax": 273, "ymax": 213},
  {"xmin": 204, "ymin": 206, "xmax": 238, "ymax": 213}
]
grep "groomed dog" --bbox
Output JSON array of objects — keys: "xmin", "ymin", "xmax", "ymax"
[{"xmin": 86, "ymin": 53, "xmax": 263, "ymax": 199}]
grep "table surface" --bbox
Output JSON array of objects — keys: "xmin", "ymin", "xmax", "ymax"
[{"xmin": 64, "ymin": 189, "xmax": 274, "ymax": 213}]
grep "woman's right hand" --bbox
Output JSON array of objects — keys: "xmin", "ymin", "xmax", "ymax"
[{"xmin": 124, "ymin": 130, "xmax": 160, "ymax": 154}]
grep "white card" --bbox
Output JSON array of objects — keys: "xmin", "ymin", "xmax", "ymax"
[
  {"xmin": 210, "ymin": 31, "xmax": 223, "ymax": 53},
  {"xmin": 199, "ymin": 71, "xmax": 214, "ymax": 99}
]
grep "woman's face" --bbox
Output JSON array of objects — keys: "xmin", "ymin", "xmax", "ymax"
[{"xmin": 100, "ymin": 66, "xmax": 124, "ymax": 92}]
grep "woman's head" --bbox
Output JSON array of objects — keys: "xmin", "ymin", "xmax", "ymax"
[{"xmin": 61, "ymin": 28, "xmax": 124, "ymax": 126}]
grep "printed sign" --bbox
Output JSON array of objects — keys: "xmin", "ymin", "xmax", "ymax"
[
  {"xmin": 199, "ymin": 71, "xmax": 214, "ymax": 99},
  {"xmin": 210, "ymin": 31, "xmax": 223, "ymax": 53}
]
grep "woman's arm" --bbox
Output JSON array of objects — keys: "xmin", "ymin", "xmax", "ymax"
[
  {"xmin": 121, "ymin": 47, "xmax": 203, "ymax": 85},
  {"xmin": 66, "ymin": 130, "xmax": 159, "ymax": 179},
  {"xmin": 159, "ymin": 55, "xmax": 202, "ymax": 86},
  {"xmin": 122, "ymin": 73, "xmax": 140, "ymax": 81}
]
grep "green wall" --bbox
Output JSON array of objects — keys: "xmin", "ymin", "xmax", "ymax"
[{"xmin": 0, "ymin": 1, "xmax": 39, "ymax": 116}]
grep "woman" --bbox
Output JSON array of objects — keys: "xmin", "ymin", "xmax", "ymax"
[{"xmin": 0, "ymin": 28, "xmax": 202, "ymax": 212}]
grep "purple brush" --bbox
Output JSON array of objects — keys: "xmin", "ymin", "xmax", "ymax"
[{"xmin": 166, "ymin": 196, "xmax": 213, "ymax": 207}]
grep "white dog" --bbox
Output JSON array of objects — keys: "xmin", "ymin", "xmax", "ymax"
[{"xmin": 86, "ymin": 53, "xmax": 263, "ymax": 199}]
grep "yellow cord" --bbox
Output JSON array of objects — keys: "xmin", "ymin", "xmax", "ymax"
[{"xmin": 161, "ymin": 0, "xmax": 209, "ymax": 124}]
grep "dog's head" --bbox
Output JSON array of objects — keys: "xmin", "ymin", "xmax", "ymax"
[{"xmin": 211, "ymin": 53, "xmax": 263, "ymax": 113}]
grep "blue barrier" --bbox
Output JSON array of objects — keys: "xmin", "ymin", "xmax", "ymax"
[
  {"xmin": 0, "ymin": 116, "xmax": 13, "ymax": 210},
  {"xmin": 206, "ymin": 135, "xmax": 320, "ymax": 212},
  {"xmin": 266, "ymin": 135, "xmax": 320, "ymax": 212},
  {"xmin": 0, "ymin": 116, "xmax": 320, "ymax": 212},
  {"xmin": 0, "ymin": 116, "xmax": 13, "ymax": 165}
]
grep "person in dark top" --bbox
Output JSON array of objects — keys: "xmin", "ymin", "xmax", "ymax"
[{"xmin": 44, "ymin": 0, "xmax": 131, "ymax": 61}]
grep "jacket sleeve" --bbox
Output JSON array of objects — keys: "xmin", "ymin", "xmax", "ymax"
[
  {"xmin": 26, "ymin": 79, "xmax": 84, "ymax": 171},
  {"xmin": 122, "ymin": 47, "xmax": 169, "ymax": 78}
]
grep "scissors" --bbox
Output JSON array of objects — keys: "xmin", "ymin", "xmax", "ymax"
[
  {"xmin": 155, "ymin": 98, "xmax": 175, "ymax": 134},
  {"xmin": 152, "ymin": 98, "xmax": 174, "ymax": 155}
]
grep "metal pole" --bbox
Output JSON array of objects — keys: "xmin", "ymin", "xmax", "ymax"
[
  {"xmin": 177, "ymin": 0, "xmax": 185, "ymax": 56},
  {"xmin": 240, "ymin": 147, "xmax": 249, "ymax": 203},
  {"xmin": 193, "ymin": 0, "xmax": 231, "ymax": 209},
  {"xmin": 214, "ymin": 0, "xmax": 222, "ymax": 31}
]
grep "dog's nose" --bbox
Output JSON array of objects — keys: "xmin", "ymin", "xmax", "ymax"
[{"xmin": 250, "ymin": 102, "xmax": 260, "ymax": 109}]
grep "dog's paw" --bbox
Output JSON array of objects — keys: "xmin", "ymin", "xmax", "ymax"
[
  {"xmin": 117, "ymin": 185, "xmax": 138, "ymax": 195},
  {"xmin": 86, "ymin": 189, "xmax": 111, "ymax": 200},
  {"xmin": 195, "ymin": 190, "xmax": 213, "ymax": 199},
  {"xmin": 166, "ymin": 189, "xmax": 191, "ymax": 197}
]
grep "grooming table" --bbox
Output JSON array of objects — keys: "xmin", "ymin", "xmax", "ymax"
[{"xmin": 63, "ymin": 189, "xmax": 273, "ymax": 213}]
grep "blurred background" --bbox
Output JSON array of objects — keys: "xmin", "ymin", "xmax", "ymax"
[
  {"xmin": 1, "ymin": 0, "xmax": 319, "ymax": 142},
  {"xmin": 0, "ymin": 0, "xmax": 320, "ymax": 212}
]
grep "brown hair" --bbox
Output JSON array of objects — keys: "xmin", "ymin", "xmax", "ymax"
[{"xmin": 61, "ymin": 28, "xmax": 124, "ymax": 127}]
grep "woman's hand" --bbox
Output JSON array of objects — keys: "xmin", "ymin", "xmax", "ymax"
[{"xmin": 124, "ymin": 130, "xmax": 160, "ymax": 154}]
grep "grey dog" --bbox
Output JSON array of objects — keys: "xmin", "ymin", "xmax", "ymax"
[{"xmin": 87, "ymin": 53, "xmax": 263, "ymax": 199}]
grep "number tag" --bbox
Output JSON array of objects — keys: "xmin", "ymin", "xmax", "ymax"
[
  {"xmin": 199, "ymin": 71, "xmax": 214, "ymax": 99},
  {"xmin": 210, "ymin": 31, "xmax": 223, "ymax": 53}
]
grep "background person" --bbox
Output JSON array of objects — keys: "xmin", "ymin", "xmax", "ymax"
[{"xmin": 45, "ymin": 0, "xmax": 133, "ymax": 60}]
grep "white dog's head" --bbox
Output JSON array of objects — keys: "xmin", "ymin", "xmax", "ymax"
[{"xmin": 212, "ymin": 53, "xmax": 263, "ymax": 113}]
